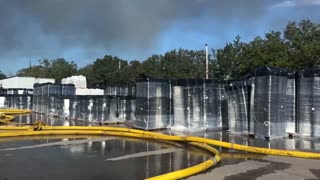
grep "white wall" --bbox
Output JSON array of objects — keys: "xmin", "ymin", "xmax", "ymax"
[
  {"xmin": 75, "ymin": 88, "xmax": 104, "ymax": 95},
  {"xmin": 35, "ymin": 78, "xmax": 55, "ymax": 84},
  {"xmin": 61, "ymin": 75, "xmax": 87, "ymax": 89},
  {"xmin": 0, "ymin": 77, "xmax": 55, "ymax": 89}
]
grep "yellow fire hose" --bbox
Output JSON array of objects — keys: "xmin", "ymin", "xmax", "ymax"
[
  {"xmin": 0, "ymin": 126, "xmax": 220, "ymax": 180},
  {"xmin": 0, "ymin": 124, "xmax": 319, "ymax": 179},
  {"xmin": 0, "ymin": 109, "xmax": 32, "ymax": 115},
  {"xmin": 0, "ymin": 109, "xmax": 32, "ymax": 125},
  {"xmin": 0, "ymin": 113, "xmax": 15, "ymax": 124},
  {"xmin": 0, "ymin": 125, "xmax": 320, "ymax": 159}
]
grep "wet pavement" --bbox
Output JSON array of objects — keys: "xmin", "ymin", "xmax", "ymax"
[
  {"xmin": 0, "ymin": 113, "xmax": 319, "ymax": 180},
  {"xmin": 0, "ymin": 136, "xmax": 211, "ymax": 180}
]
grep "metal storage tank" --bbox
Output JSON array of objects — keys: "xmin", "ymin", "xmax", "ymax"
[
  {"xmin": 36, "ymin": 83, "xmax": 63, "ymax": 115},
  {"xmin": 219, "ymin": 83, "xmax": 229, "ymax": 129},
  {"xmin": 296, "ymin": 68, "xmax": 320, "ymax": 137},
  {"xmin": 285, "ymin": 73, "xmax": 296, "ymax": 134},
  {"xmin": 78, "ymin": 95, "xmax": 98, "ymax": 122},
  {"xmin": 38, "ymin": 84, "xmax": 44, "ymax": 113},
  {"xmin": 225, "ymin": 80, "xmax": 250, "ymax": 135},
  {"xmin": 45, "ymin": 84, "xmax": 62, "ymax": 115},
  {"xmin": 97, "ymin": 96, "xmax": 108, "ymax": 122},
  {"xmin": 202, "ymin": 80, "xmax": 223, "ymax": 130},
  {"xmin": 117, "ymin": 85, "xmax": 130, "ymax": 121},
  {"xmin": 32, "ymin": 84, "xmax": 40, "ymax": 112},
  {"xmin": 171, "ymin": 79, "xmax": 204, "ymax": 132},
  {"xmin": 61, "ymin": 84, "xmax": 75, "ymax": 117},
  {"xmin": 250, "ymin": 66, "xmax": 287, "ymax": 138},
  {"xmin": 130, "ymin": 85, "xmax": 136, "ymax": 121},
  {"xmin": 117, "ymin": 84, "xmax": 135, "ymax": 121},
  {"xmin": 105, "ymin": 85, "xmax": 119, "ymax": 121},
  {"xmin": 133, "ymin": 75, "xmax": 170, "ymax": 130}
]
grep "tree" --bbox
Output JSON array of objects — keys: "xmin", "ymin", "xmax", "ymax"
[
  {"xmin": 50, "ymin": 58, "xmax": 77, "ymax": 83},
  {"xmin": 17, "ymin": 58, "xmax": 77, "ymax": 82},
  {"xmin": 212, "ymin": 36, "xmax": 248, "ymax": 80},
  {"xmin": 0, "ymin": 71, "xmax": 6, "ymax": 80},
  {"xmin": 284, "ymin": 20, "xmax": 320, "ymax": 68}
]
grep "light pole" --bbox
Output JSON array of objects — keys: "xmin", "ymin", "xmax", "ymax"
[{"xmin": 205, "ymin": 44, "xmax": 209, "ymax": 79}]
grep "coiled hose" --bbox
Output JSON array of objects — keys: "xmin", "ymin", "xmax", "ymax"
[{"xmin": 0, "ymin": 109, "xmax": 32, "ymax": 124}]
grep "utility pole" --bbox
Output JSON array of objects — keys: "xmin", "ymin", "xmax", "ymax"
[{"xmin": 205, "ymin": 44, "xmax": 209, "ymax": 79}]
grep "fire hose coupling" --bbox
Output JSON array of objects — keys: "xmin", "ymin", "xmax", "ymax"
[
  {"xmin": 209, "ymin": 156, "xmax": 219, "ymax": 164},
  {"xmin": 32, "ymin": 121, "xmax": 47, "ymax": 131}
]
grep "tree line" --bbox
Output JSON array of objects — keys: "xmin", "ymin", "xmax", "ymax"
[{"xmin": 6, "ymin": 19, "xmax": 320, "ymax": 88}]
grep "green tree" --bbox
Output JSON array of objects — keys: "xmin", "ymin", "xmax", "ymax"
[
  {"xmin": 284, "ymin": 20, "xmax": 320, "ymax": 68},
  {"xmin": 0, "ymin": 71, "xmax": 6, "ymax": 80},
  {"xmin": 212, "ymin": 36, "xmax": 247, "ymax": 80},
  {"xmin": 50, "ymin": 58, "xmax": 77, "ymax": 83},
  {"xmin": 17, "ymin": 58, "xmax": 77, "ymax": 82}
]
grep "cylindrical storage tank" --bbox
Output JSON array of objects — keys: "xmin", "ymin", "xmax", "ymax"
[
  {"xmin": 285, "ymin": 72, "xmax": 296, "ymax": 134},
  {"xmin": 297, "ymin": 68, "xmax": 320, "ymax": 137},
  {"xmin": 133, "ymin": 75, "xmax": 170, "ymax": 130},
  {"xmin": 250, "ymin": 66, "xmax": 288, "ymax": 138},
  {"xmin": 225, "ymin": 80, "xmax": 250, "ymax": 135},
  {"xmin": 202, "ymin": 80, "xmax": 222, "ymax": 130},
  {"xmin": 171, "ymin": 79, "xmax": 204, "ymax": 132}
]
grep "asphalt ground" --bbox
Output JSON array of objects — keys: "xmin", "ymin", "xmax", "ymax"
[{"xmin": 0, "ymin": 113, "xmax": 318, "ymax": 180}]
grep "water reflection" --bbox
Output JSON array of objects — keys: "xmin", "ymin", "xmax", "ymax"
[{"xmin": 0, "ymin": 136, "xmax": 210, "ymax": 179}]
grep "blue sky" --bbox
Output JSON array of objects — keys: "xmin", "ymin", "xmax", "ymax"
[{"xmin": 0, "ymin": 0, "xmax": 320, "ymax": 75}]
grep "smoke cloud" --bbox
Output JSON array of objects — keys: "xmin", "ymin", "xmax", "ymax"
[{"xmin": 0, "ymin": 0, "xmax": 318, "ymax": 73}]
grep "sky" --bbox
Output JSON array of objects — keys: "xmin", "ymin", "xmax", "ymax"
[{"xmin": 0, "ymin": 0, "xmax": 319, "ymax": 75}]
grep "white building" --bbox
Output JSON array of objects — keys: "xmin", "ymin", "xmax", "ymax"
[
  {"xmin": 61, "ymin": 75, "xmax": 87, "ymax": 89},
  {"xmin": 62, "ymin": 75, "xmax": 104, "ymax": 95},
  {"xmin": 0, "ymin": 77, "xmax": 55, "ymax": 89}
]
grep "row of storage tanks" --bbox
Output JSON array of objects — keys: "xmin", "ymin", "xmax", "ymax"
[
  {"xmin": 134, "ymin": 67, "xmax": 320, "ymax": 138},
  {"xmin": 0, "ymin": 88, "xmax": 33, "ymax": 109},
  {"xmin": 32, "ymin": 83, "xmax": 136, "ymax": 122},
  {"xmin": 21, "ymin": 66, "xmax": 320, "ymax": 138}
]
